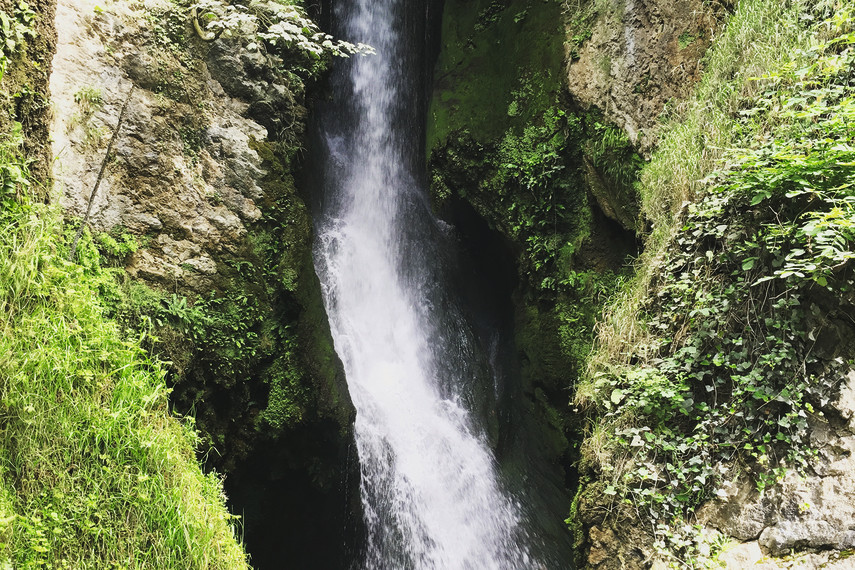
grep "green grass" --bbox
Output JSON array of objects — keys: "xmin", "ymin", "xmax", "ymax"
[
  {"xmin": 585, "ymin": 0, "xmax": 820, "ymax": 379},
  {"xmin": 641, "ymin": 0, "xmax": 814, "ymax": 228},
  {"xmin": 576, "ymin": 0, "xmax": 855, "ymax": 562},
  {"xmin": 0, "ymin": 126, "xmax": 247, "ymax": 567}
]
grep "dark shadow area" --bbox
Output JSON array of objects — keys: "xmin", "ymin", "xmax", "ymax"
[
  {"xmin": 438, "ymin": 195, "xmax": 578, "ymax": 567},
  {"xmin": 224, "ymin": 421, "xmax": 361, "ymax": 570}
]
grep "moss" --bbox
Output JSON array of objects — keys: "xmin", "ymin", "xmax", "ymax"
[
  {"xmin": 427, "ymin": 0, "xmax": 566, "ymax": 154},
  {"xmin": 566, "ymin": 476, "xmax": 590, "ymax": 565},
  {"xmin": 295, "ymin": 251, "xmax": 352, "ymax": 429},
  {"xmin": 257, "ymin": 356, "xmax": 308, "ymax": 431}
]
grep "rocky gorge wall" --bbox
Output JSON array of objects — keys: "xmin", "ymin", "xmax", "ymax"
[
  {"xmin": 428, "ymin": 0, "xmax": 855, "ymax": 568},
  {"xmin": 562, "ymin": 1, "xmax": 855, "ymax": 568},
  {"xmin": 49, "ymin": 0, "xmax": 358, "ymax": 565},
  {"xmin": 565, "ymin": 0, "xmax": 723, "ymax": 152},
  {"xmin": 32, "ymin": 0, "xmax": 855, "ymax": 566}
]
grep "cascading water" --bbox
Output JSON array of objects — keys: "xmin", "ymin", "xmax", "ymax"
[{"xmin": 312, "ymin": 1, "xmax": 553, "ymax": 568}]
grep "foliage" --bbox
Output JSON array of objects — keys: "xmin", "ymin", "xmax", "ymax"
[
  {"xmin": 563, "ymin": 0, "xmax": 597, "ymax": 60},
  {"xmin": 0, "ymin": 121, "xmax": 28, "ymax": 206},
  {"xmin": 193, "ymin": 0, "xmax": 373, "ymax": 68},
  {"xmin": 0, "ymin": 0, "xmax": 35, "ymax": 81},
  {"xmin": 585, "ymin": 119, "xmax": 642, "ymax": 196},
  {"xmin": 432, "ymin": 107, "xmax": 588, "ymax": 289},
  {"xmin": 95, "ymin": 229, "xmax": 139, "ymax": 263},
  {"xmin": 580, "ymin": 2, "xmax": 855, "ymax": 564},
  {"xmin": 94, "ymin": 230, "xmax": 315, "ymax": 444},
  {"xmin": 639, "ymin": 0, "xmax": 818, "ymax": 232},
  {"xmin": 73, "ymin": 86, "xmax": 102, "ymax": 113},
  {"xmin": 426, "ymin": 0, "xmax": 566, "ymax": 150},
  {"xmin": 0, "ymin": 119, "xmax": 248, "ymax": 567}
]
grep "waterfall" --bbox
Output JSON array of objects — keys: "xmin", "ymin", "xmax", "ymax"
[{"xmin": 312, "ymin": 1, "xmax": 542, "ymax": 567}]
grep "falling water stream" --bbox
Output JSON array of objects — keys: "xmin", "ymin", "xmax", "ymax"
[{"xmin": 313, "ymin": 1, "xmax": 549, "ymax": 567}]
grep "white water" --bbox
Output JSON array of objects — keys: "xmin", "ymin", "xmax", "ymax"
[{"xmin": 313, "ymin": 0, "xmax": 536, "ymax": 568}]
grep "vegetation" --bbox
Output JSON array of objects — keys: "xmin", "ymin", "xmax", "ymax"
[
  {"xmin": 0, "ymin": 0, "xmax": 251, "ymax": 565},
  {"xmin": 0, "ymin": 112, "xmax": 247, "ymax": 570},
  {"xmin": 53, "ymin": 0, "xmax": 352, "ymax": 484},
  {"xmin": 577, "ymin": 0, "xmax": 855, "ymax": 564},
  {"xmin": 426, "ymin": 0, "xmax": 567, "ymax": 151},
  {"xmin": 192, "ymin": 0, "xmax": 373, "ymax": 60}
]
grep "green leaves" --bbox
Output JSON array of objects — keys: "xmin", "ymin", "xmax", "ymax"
[
  {"xmin": 192, "ymin": 0, "xmax": 373, "ymax": 62},
  {"xmin": 0, "ymin": 122, "xmax": 28, "ymax": 208},
  {"xmin": 742, "ymin": 257, "xmax": 758, "ymax": 270},
  {"xmin": 586, "ymin": 9, "xmax": 855, "ymax": 547}
]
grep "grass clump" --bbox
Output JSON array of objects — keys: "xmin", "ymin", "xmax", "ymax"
[
  {"xmin": 0, "ymin": 121, "xmax": 247, "ymax": 569},
  {"xmin": 577, "ymin": 0, "xmax": 855, "ymax": 563},
  {"xmin": 586, "ymin": 0, "xmax": 828, "ymax": 374}
]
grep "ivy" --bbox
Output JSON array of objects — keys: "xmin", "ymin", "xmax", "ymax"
[
  {"xmin": 0, "ymin": 122, "xmax": 28, "ymax": 207},
  {"xmin": 584, "ymin": 11, "xmax": 855, "ymax": 563}
]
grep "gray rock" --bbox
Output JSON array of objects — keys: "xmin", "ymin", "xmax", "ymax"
[
  {"xmin": 51, "ymin": 0, "xmax": 280, "ymax": 293},
  {"xmin": 566, "ymin": 0, "xmax": 721, "ymax": 152},
  {"xmin": 838, "ymin": 371, "xmax": 855, "ymax": 427}
]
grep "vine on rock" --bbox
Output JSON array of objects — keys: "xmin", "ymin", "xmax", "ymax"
[{"xmin": 579, "ymin": 7, "xmax": 855, "ymax": 565}]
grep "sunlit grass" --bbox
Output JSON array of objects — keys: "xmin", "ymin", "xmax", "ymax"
[
  {"xmin": 0, "ymin": 129, "xmax": 247, "ymax": 567},
  {"xmin": 581, "ymin": 0, "xmax": 822, "ymax": 400}
]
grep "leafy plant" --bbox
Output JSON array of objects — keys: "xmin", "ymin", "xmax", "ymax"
[
  {"xmin": 0, "ymin": 1, "xmax": 35, "ymax": 81},
  {"xmin": 0, "ymin": 121, "xmax": 29, "ymax": 206},
  {"xmin": 73, "ymin": 86, "xmax": 102, "ymax": 112},
  {"xmin": 579, "ymin": 2, "xmax": 855, "ymax": 564},
  {"xmin": 193, "ymin": 0, "xmax": 373, "ymax": 58}
]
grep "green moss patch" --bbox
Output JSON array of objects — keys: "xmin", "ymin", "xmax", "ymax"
[{"xmin": 427, "ymin": 0, "xmax": 566, "ymax": 153}]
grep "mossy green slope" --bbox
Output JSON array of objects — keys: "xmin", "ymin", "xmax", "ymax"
[
  {"xmin": 427, "ymin": 0, "xmax": 566, "ymax": 151},
  {"xmin": 0, "ymin": 0, "xmax": 248, "ymax": 566},
  {"xmin": 0, "ymin": 212, "xmax": 247, "ymax": 568}
]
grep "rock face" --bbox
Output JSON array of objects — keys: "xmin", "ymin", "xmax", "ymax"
[
  {"xmin": 49, "ymin": 0, "xmax": 358, "ymax": 566},
  {"xmin": 51, "ymin": 0, "xmax": 268, "ymax": 292},
  {"xmin": 699, "ymin": 370, "xmax": 855, "ymax": 567},
  {"xmin": 426, "ymin": 0, "xmax": 640, "ymax": 563},
  {"xmin": 565, "ymin": 0, "xmax": 721, "ymax": 150}
]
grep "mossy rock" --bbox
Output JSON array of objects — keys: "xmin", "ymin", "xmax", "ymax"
[{"xmin": 427, "ymin": 0, "xmax": 566, "ymax": 154}]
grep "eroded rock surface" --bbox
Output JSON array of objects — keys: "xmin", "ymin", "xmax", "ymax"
[
  {"xmin": 566, "ymin": 0, "xmax": 721, "ymax": 150},
  {"xmin": 51, "ymin": 0, "xmax": 271, "ymax": 291},
  {"xmin": 49, "ymin": 1, "xmax": 358, "ymax": 565},
  {"xmin": 699, "ymin": 370, "xmax": 855, "ymax": 568}
]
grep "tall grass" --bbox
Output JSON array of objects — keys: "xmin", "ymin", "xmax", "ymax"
[
  {"xmin": 0, "ymin": 126, "xmax": 247, "ymax": 567},
  {"xmin": 641, "ymin": 0, "xmax": 816, "ymax": 228},
  {"xmin": 580, "ymin": 0, "xmax": 821, "ymax": 396}
]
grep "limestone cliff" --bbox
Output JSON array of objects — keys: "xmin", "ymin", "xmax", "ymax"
[{"xmin": 565, "ymin": 0, "xmax": 723, "ymax": 151}]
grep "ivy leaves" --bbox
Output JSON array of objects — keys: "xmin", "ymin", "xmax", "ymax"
[
  {"xmin": 0, "ymin": 0, "xmax": 35, "ymax": 81},
  {"xmin": 0, "ymin": 122, "xmax": 29, "ymax": 208},
  {"xmin": 584, "ymin": 11, "xmax": 855, "ymax": 557}
]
